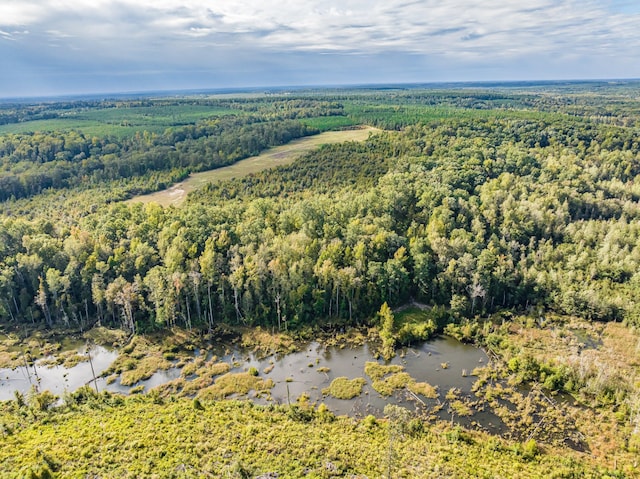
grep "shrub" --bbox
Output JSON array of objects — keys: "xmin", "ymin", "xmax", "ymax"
[{"xmin": 322, "ymin": 377, "xmax": 366, "ymax": 399}]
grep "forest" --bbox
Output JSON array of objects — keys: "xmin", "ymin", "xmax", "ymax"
[{"xmin": 2, "ymin": 82, "xmax": 640, "ymax": 477}]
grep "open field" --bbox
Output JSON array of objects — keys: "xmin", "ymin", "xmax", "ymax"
[
  {"xmin": 128, "ymin": 126, "xmax": 379, "ymax": 206},
  {"xmin": 0, "ymin": 105, "xmax": 241, "ymax": 137}
]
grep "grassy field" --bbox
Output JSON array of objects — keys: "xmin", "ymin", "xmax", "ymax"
[
  {"xmin": 300, "ymin": 115, "xmax": 356, "ymax": 131},
  {"xmin": 0, "ymin": 105, "xmax": 241, "ymax": 137},
  {"xmin": 0, "ymin": 395, "xmax": 622, "ymax": 478},
  {"xmin": 128, "ymin": 127, "xmax": 379, "ymax": 207}
]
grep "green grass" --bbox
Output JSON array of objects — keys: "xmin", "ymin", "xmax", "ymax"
[
  {"xmin": 300, "ymin": 115, "xmax": 356, "ymax": 131},
  {"xmin": 408, "ymin": 381, "xmax": 439, "ymax": 399},
  {"xmin": 127, "ymin": 127, "xmax": 379, "ymax": 207},
  {"xmin": 364, "ymin": 362, "xmax": 405, "ymax": 381},
  {"xmin": 0, "ymin": 105, "xmax": 241, "ymax": 137},
  {"xmin": 197, "ymin": 372, "xmax": 274, "ymax": 400},
  {"xmin": 343, "ymin": 103, "xmax": 568, "ymax": 129},
  {"xmin": 0, "ymin": 395, "xmax": 624, "ymax": 478},
  {"xmin": 322, "ymin": 377, "xmax": 367, "ymax": 399},
  {"xmin": 372, "ymin": 372, "xmax": 413, "ymax": 396}
]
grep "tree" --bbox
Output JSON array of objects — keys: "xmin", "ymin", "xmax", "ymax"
[
  {"xmin": 378, "ymin": 302, "xmax": 396, "ymax": 360},
  {"xmin": 105, "ymin": 276, "xmax": 140, "ymax": 334},
  {"xmin": 34, "ymin": 276, "xmax": 52, "ymax": 328}
]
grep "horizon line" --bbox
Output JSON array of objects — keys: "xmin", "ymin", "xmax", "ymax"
[{"xmin": 2, "ymin": 77, "xmax": 639, "ymax": 103}]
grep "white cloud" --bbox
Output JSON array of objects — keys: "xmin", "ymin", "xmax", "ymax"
[
  {"xmin": 3, "ymin": 0, "xmax": 639, "ymax": 58},
  {"xmin": 2, "ymin": 0, "xmax": 640, "ymax": 96}
]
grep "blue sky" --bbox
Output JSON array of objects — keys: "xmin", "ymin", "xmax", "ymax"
[{"xmin": 1, "ymin": 0, "xmax": 639, "ymax": 98}]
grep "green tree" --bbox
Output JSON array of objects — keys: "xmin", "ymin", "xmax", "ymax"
[{"xmin": 378, "ymin": 302, "xmax": 396, "ymax": 360}]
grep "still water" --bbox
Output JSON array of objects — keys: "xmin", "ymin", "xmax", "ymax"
[
  {"xmin": 0, "ymin": 336, "xmax": 488, "ymax": 420},
  {"xmin": 224, "ymin": 337, "xmax": 487, "ymax": 417},
  {"xmin": 0, "ymin": 346, "xmax": 118, "ymax": 401}
]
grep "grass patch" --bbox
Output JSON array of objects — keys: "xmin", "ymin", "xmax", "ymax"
[
  {"xmin": 322, "ymin": 377, "xmax": 367, "ymax": 400},
  {"xmin": 39, "ymin": 350, "xmax": 88, "ymax": 368},
  {"xmin": 364, "ymin": 362, "xmax": 404, "ymax": 381},
  {"xmin": 179, "ymin": 362, "xmax": 232, "ymax": 396},
  {"xmin": 0, "ymin": 395, "xmax": 625, "ymax": 478},
  {"xmin": 408, "ymin": 382, "xmax": 439, "ymax": 399},
  {"xmin": 120, "ymin": 356, "xmax": 172, "ymax": 386},
  {"xmin": 0, "ymin": 350, "xmax": 21, "ymax": 369},
  {"xmin": 371, "ymin": 372, "xmax": 413, "ymax": 397},
  {"xmin": 103, "ymin": 336, "xmax": 171, "ymax": 386},
  {"xmin": 300, "ymin": 116, "xmax": 356, "ymax": 131},
  {"xmin": 365, "ymin": 361, "xmax": 439, "ymax": 399},
  {"xmin": 0, "ymin": 105, "xmax": 240, "ymax": 137},
  {"xmin": 197, "ymin": 372, "xmax": 274, "ymax": 400},
  {"xmin": 239, "ymin": 327, "xmax": 297, "ymax": 357},
  {"xmin": 84, "ymin": 327, "xmax": 127, "ymax": 348},
  {"xmin": 127, "ymin": 127, "xmax": 378, "ymax": 207}
]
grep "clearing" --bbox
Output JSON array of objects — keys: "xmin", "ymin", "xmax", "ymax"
[{"xmin": 127, "ymin": 127, "xmax": 378, "ymax": 207}]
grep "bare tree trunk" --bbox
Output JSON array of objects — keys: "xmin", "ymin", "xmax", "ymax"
[
  {"xmin": 5, "ymin": 300, "xmax": 15, "ymax": 322},
  {"xmin": 12, "ymin": 296, "xmax": 20, "ymax": 320},
  {"xmin": 233, "ymin": 287, "xmax": 242, "ymax": 323},
  {"xmin": 207, "ymin": 284, "xmax": 214, "ymax": 332},
  {"xmin": 275, "ymin": 292, "xmax": 282, "ymax": 331},
  {"xmin": 185, "ymin": 297, "xmax": 192, "ymax": 331},
  {"xmin": 87, "ymin": 345, "xmax": 99, "ymax": 394}
]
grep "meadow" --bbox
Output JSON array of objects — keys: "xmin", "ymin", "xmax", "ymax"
[
  {"xmin": 0, "ymin": 104, "xmax": 241, "ymax": 137},
  {"xmin": 128, "ymin": 127, "xmax": 378, "ymax": 206}
]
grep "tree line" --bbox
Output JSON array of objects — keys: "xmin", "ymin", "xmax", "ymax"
[{"xmin": 2, "ymin": 93, "xmax": 640, "ymax": 334}]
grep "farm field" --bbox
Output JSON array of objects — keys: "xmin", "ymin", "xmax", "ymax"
[{"xmin": 0, "ymin": 104, "xmax": 241, "ymax": 137}]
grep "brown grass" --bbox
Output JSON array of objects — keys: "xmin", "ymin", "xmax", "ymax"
[{"xmin": 240, "ymin": 327, "xmax": 296, "ymax": 356}]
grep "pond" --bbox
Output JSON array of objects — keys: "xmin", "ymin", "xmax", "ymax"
[
  {"xmin": 226, "ymin": 337, "xmax": 488, "ymax": 418},
  {"xmin": 0, "ymin": 346, "xmax": 118, "ymax": 401},
  {"xmin": 0, "ymin": 336, "xmax": 489, "ymax": 421},
  {"xmin": 2, "ymin": 335, "xmax": 589, "ymax": 446}
]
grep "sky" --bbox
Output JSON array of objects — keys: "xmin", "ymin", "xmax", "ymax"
[{"xmin": 1, "ymin": 0, "xmax": 640, "ymax": 98}]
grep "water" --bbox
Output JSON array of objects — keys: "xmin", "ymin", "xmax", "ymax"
[
  {"xmin": 0, "ymin": 345, "xmax": 118, "ymax": 401},
  {"xmin": 215, "ymin": 336, "xmax": 489, "ymax": 419},
  {"xmin": 0, "ymin": 336, "xmax": 491, "ymax": 422}
]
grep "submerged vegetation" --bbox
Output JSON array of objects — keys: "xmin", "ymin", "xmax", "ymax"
[{"xmin": 2, "ymin": 82, "xmax": 640, "ymax": 476}]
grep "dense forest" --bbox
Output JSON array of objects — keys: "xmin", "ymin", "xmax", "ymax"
[
  {"xmin": 2, "ymin": 83, "xmax": 640, "ymax": 477},
  {"xmin": 2, "ymin": 88, "xmax": 640, "ymax": 334}
]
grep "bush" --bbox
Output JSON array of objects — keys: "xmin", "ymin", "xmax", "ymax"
[{"xmin": 521, "ymin": 439, "xmax": 539, "ymax": 460}]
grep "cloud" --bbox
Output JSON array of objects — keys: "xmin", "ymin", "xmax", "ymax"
[
  {"xmin": 3, "ymin": 0, "xmax": 639, "ymax": 55},
  {"xmin": 1, "ymin": 0, "xmax": 640, "ymax": 96}
]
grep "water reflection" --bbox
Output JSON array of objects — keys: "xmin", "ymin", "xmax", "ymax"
[
  {"xmin": 0, "ymin": 346, "xmax": 118, "ymax": 401},
  {"xmin": 0, "ymin": 336, "xmax": 490, "ymax": 422},
  {"xmin": 209, "ymin": 336, "xmax": 489, "ymax": 419}
]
